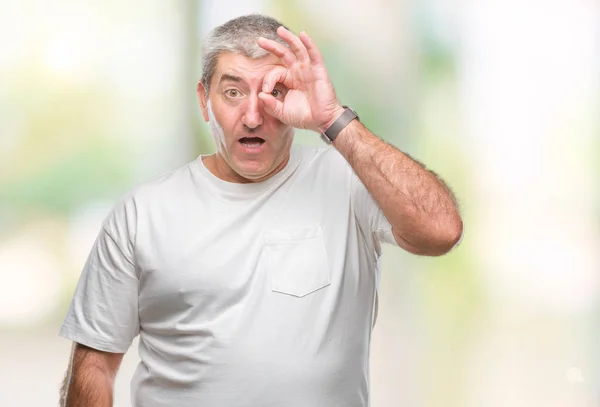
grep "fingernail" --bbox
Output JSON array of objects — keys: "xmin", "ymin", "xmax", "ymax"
[{"xmin": 263, "ymin": 84, "xmax": 269, "ymax": 92}]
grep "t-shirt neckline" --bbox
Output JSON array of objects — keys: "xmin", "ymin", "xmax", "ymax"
[{"xmin": 192, "ymin": 145, "xmax": 302, "ymax": 203}]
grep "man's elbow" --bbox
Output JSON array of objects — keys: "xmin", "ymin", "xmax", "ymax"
[
  {"xmin": 434, "ymin": 216, "xmax": 464, "ymax": 256},
  {"xmin": 393, "ymin": 216, "xmax": 464, "ymax": 257}
]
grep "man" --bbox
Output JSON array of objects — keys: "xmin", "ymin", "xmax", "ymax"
[{"xmin": 59, "ymin": 14, "xmax": 463, "ymax": 407}]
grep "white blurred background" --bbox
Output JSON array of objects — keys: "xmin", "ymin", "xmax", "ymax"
[{"xmin": 0, "ymin": 0, "xmax": 598, "ymax": 406}]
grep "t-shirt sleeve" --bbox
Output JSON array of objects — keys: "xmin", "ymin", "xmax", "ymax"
[
  {"xmin": 350, "ymin": 169, "xmax": 399, "ymax": 253},
  {"xmin": 59, "ymin": 197, "xmax": 139, "ymax": 353}
]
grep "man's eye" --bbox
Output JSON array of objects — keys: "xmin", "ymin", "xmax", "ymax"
[
  {"xmin": 271, "ymin": 89, "xmax": 282, "ymax": 98},
  {"xmin": 225, "ymin": 89, "xmax": 241, "ymax": 97}
]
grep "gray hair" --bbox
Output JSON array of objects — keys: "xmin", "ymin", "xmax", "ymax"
[{"xmin": 200, "ymin": 14, "xmax": 289, "ymax": 96}]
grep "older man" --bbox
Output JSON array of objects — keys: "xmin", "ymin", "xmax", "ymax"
[{"xmin": 60, "ymin": 14, "xmax": 462, "ymax": 407}]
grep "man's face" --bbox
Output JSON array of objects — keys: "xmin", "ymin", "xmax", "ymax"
[{"xmin": 198, "ymin": 52, "xmax": 294, "ymax": 183}]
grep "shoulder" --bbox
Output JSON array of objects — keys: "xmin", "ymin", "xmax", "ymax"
[
  {"xmin": 104, "ymin": 159, "xmax": 200, "ymax": 230},
  {"xmin": 131, "ymin": 159, "xmax": 200, "ymax": 202},
  {"xmin": 294, "ymin": 144, "xmax": 351, "ymax": 174},
  {"xmin": 290, "ymin": 144, "xmax": 354, "ymax": 193}
]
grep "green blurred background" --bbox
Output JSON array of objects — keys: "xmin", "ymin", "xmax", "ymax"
[{"xmin": 1, "ymin": 0, "xmax": 598, "ymax": 406}]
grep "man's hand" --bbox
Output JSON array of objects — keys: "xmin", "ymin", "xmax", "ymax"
[{"xmin": 257, "ymin": 26, "xmax": 344, "ymax": 133}]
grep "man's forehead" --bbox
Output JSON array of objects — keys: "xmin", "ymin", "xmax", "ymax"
[{"xmin": 214, "ymin": 52, "xmax": 283, "ymax": 84}]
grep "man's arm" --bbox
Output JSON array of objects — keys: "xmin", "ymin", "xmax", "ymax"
[
  {"xmin": 331, "ymin": 116, "xmax": 463, "ymax": 256},
  {"xmin": 255, "ymin": 27, "xmax": 463, "ymax": 255},
  {"xmin": 60, "ymin": 342, "xmax": 124, "ymax": 407}
]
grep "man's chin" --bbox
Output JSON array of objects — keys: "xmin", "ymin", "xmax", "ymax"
[
  {"xmin": 234, "ymin": 163, "xmax": 273, "ymax": 182},
  {"xmin": 219, "ymin": 148, "xmax": 290, "ymax": 183}
]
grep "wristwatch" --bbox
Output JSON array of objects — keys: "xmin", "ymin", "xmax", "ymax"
[{"xmin": 320, "ymin": 106, "xmax": 359, "ymax": 145}]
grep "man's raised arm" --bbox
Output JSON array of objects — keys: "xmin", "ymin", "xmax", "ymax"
[
  {"xmin": 255, "ymin": 27, "xmax": 463, "ymax": 255},
  {"xmin": 332, "ymin": 119, "xmax": 463, "ymax": 256}
]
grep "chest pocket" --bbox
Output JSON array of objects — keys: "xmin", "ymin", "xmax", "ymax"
[{"xmin": 263, "ymin": 225, "xmax": 331, "ymax": 297}]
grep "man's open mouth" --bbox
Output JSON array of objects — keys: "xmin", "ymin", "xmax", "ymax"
[{"xmin": 239, "ymin": 137, "xmax": 265, "ymax": 148}]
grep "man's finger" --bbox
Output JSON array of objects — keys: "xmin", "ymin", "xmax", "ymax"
[
  {"xmin": 299, "ymin": 31, "xmax": 323, "ymax": 65},
  {"xmin": 262, "ymin": 66, "xmax": 289, "ymax": 94},
  {"xmin": 257, "ymin": 37, "xmax": 296, "ymax": 67},
  {"xmin": 258, "ymin": 92, "xmax": 284, "ymax": 121},
  {"xmin": 276, "ymin": 26, "xmax": 309, "ymax": 62}
]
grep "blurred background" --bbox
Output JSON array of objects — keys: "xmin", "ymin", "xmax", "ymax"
[{"xmin": 1, "ymin": 0, "xmax": 598, "ymax": 406}]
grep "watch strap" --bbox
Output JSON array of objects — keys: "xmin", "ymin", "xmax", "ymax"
[{"xmin": 323, "ymin": 106, "xmax": 358, "ymax": 142}]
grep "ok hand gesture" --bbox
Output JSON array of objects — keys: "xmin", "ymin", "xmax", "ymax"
[{"xmin": 257, "ymin": 27, "xmax": 344, "ymax": 133}]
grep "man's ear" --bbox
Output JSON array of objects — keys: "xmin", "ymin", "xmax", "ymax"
[{"xmin": 197, "ymin": 81, "xmax": 209, "ymax": 122}]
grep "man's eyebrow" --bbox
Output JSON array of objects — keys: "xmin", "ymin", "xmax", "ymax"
[{"xmin": 219, "ymin": 74, "xmax": 243, "ymax": 84}]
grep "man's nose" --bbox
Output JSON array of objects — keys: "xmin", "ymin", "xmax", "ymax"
[{"xmin": 242, "ymin": 94, "xmax": 264, "ymax": 130}]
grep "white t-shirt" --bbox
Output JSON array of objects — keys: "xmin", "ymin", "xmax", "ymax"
[{"xmin": 60, "ymin": 144, "xmax": 398, "ymax": 407}]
